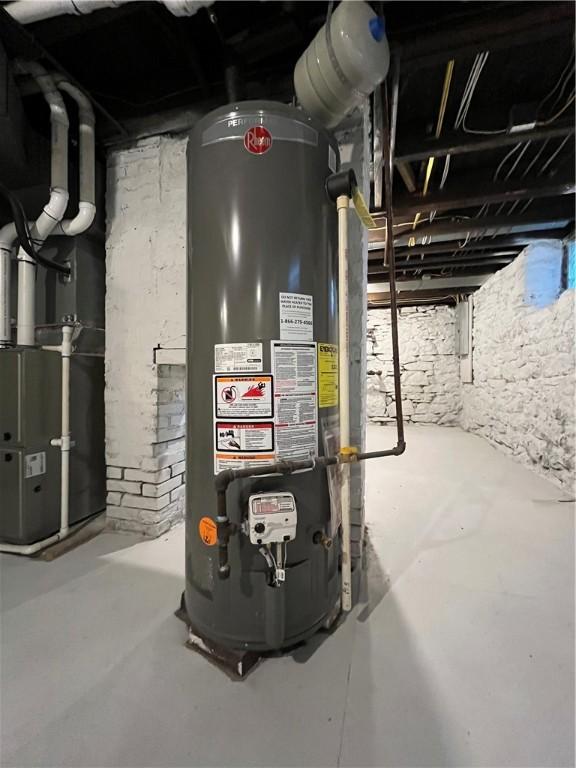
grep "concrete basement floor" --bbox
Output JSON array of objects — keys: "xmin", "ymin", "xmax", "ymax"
[{"xmin": 1, "ymin": 425, "xmax": 574, "ymax": 768}]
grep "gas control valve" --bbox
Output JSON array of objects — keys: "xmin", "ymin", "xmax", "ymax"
[{"xmin": 247, "ymin": 492, "xmax": 297, "ymax": 545}]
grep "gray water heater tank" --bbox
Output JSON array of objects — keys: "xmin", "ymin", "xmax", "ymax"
[{"xmin": 185, "ymin": 101, "xmax": 341, "ymax": 651}]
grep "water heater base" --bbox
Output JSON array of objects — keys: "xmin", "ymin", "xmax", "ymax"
[{"xmin": 175, "ymin": 592, "xmax": 261, "ymax": 678}]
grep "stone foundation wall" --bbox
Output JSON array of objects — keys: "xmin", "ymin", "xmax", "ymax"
[
  {"xmin": 367, "ymin": 305, "xmax": 460, "ymax": 425},
  {"xmin": 461, "ymin": 243, "xmax": 575, "ymax": 491}
]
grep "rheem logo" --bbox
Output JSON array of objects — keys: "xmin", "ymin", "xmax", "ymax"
[{"xmin": 244, "ymin": 126, "xmax": 272, "ymax": 155}]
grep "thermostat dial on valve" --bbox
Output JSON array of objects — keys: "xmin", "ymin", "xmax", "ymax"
[{"xmin": 248, "ymin": 492, "xmax": 297, "ymax": 545}]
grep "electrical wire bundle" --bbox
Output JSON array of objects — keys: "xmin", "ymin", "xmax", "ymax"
[
  {"xmin": 430, "ymin": 52, "xmax": 493, "ymax": 224},
  {"xmin": 537, "ymin": 50, "xmax": 575, "ymax": 126},
  {"xmin": 0, "ymin": 183, "xmax": 70, "ymax": 275},
  {"xmin": 454, "ymin": 51, "xmax": 504, "ymax": 136},
  {"xmin": 456, "ymin": 48, "xmax": 574, "ymax": 136},
  {"xmin": 450, "ymin": 49, "xmax": 575, "ymax": 250}
]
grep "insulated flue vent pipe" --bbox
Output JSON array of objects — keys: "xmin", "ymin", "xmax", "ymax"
[
  {"xmin": 0, "ymin": 248, "xmax": 10, "ymax": 347},
  {"xmin": 5, "ymin": 0, "xmax": 214, "ymax": 25},
  {"xmin": 52, "ymin": 77, "xmax": 96, "ymax": 236},
  {"xmin": 13, "ymin": 60, "xmax": 69, "ymax": 346}
]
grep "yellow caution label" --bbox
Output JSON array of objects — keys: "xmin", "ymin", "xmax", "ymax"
[
  {"xmin": 318, "ymin": 343, "xmax": 339, "ymax": 408},
  {"xmin": 352, "ymin": 187, "xmax": 377, "ymax": 229}
]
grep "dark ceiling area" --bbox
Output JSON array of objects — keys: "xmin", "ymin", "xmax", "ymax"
[
  {"xmin": 0, "ymin": 0, "xmax": 574, "ymax": 305},
  {"xmin": 369, "ymin": 1, "xmax": 575, "ymax": 305}
]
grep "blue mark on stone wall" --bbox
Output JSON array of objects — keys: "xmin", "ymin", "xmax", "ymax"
[
  {"xmin": 523, "ymin": 241, "xmax": 563, "ymax": 308},
  {"xmin": 567, "ymin": 239, "xmax": 575, "ymax": 291}
]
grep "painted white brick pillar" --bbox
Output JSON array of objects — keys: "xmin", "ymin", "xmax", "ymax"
[{"xmin": 105, "ymin": 136, "xmax": 188, "ymax": 535}]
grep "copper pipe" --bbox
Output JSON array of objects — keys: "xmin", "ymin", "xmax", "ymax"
[{"xmin": 382, "ymin": 75, "xmax": 406, "ymax": 451}]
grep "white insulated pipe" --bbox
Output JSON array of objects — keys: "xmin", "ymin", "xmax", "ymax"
[
  {"xmin": 5, "ymin": 0, "xmax": 214, "ymax": 24},
  {"xmin": 16, "ymin": 188, "xmax": 69, "ymax": 347},
  {"xmin": 0, "ymin": 247, "xmax": 12, "ymax": 346},
  {"xmin": 16, "ymin": 256, "xmax": 36, "ymax": 348},
  {"xmin": 337, "ymin": 194, "xmax": 352, "ymax": 613},
  {"xmin": 0, "ymin": 64, "xmax": 73, "ymax": 346},
  {"xmin": 14, "ymin": 61, "xmax": 69, "ymax": 346},
  {"xmin": 52, "ymin": 78, "xmax": 96, "ymax": 236},
  {"xmin": 0, "ymin": 326, "xmax": 73, "ymax": 555},
  {"xmin": 0, "ymin": 205, "xmax": 21, "ymax": 349},
  {"xmin": 15, "ymin": 61, "xmax": 69, "ymax": 191},
  {"xmin": 50, "ymin": 324, "xmax": 73, "ymax": 537},
  {"xmin": 0, "ymin": 531, "xmax": 64, "ymax": 556}
]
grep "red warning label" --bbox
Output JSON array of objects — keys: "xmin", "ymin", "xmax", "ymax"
[{"xmin": 214, "ymin": 375, "xmax": 273, "ymax": 418}]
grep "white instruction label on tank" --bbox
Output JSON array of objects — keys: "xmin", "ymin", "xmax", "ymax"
[
  {"xmin": 24, "ymin": 451, "xmax": 46, "ymax": 479},
  {"xmin": 271, "ymin": 341, "xmax": 318, "ymax": 462},
  {"xmin": 214, "ymin": 375, "xmax": 273, "ymax": 419},
  {"xmin": 214, "ymin": 342, "xmax": 263, "ymax": 372},
  {"xmin": 279, "ymin": 293, "xmax": 313, "ymax": 341}
]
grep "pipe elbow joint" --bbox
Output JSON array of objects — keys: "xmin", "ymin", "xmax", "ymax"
[
  {"xmin": 326, "ymin": 169, "xmax": 357, "ymax": 203},
  {"xmin": 214, "ymin": 469, "xmax": 235, "ymax": 493},
  {"xmin": 51, "ymin": 101, "xmax": 70, "ymax": 128},
  {"xmin": 15, "ymin": 60, "xmax": 69, "ymax": 126},
  {"xmin": 54, "ymin": 78, "xmax": 95, "ymax": 125},
  {"xmin": 45, "ymin": 188, "xmax": 70, "ymax": 221},
  {"xmin": 0, "ymin": 223, "xmax": 18, "ymax": 251},
  {"xmin": 56, "ymin": 202, "xmax": 96, "ymax": 236}
]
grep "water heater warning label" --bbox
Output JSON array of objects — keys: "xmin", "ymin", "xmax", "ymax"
[
  {"xmin": 214, "ymin": 452, "xmax": 276, "ymax": 474},
  {"xmin": 214, "ymin": 375, "xmax": 273, "ymax": 419},
  {"xmin": 318, "ymin": 343, "xmax": 339, "ymax": 408},
  {"xmin": 214, "ymin": 422, "xmax": 275, "ymax": 474},
  {"xmin": 215, "ymin": 422, "xmax": 274, "ymax": 453},
  {"xmin": 279, "ymin": 293, "xmax": 313, "ymax": 341},
  {"xmin": 271, "ymin": 341, "xmax": 318, "ymax": 461},
  {"xmin": 214, "ymin": 342, "xmax": 263, "ymax": 373}
]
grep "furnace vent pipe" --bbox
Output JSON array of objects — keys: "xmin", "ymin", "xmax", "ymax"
[
  {"xmin": 5, "ymin": 0, "xmax": 214, "ymax": 25},
  {"xmin": 52, "ymin": 77, "xmax": 96, "ymax": 236},
  {"xmin": 15, "ymin": 61, "xmax": 69, "ymax": 190},
  {"xmin": 13, "ymin": 61, "xmax": 69, "ymax": 346},
  {"xmin": 0, "ymin": 249, "xmax": 10, "ymax": 347},
  {"xmin": 0, "ymin": 62, "xmax": 69, "ymax": 347}
]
